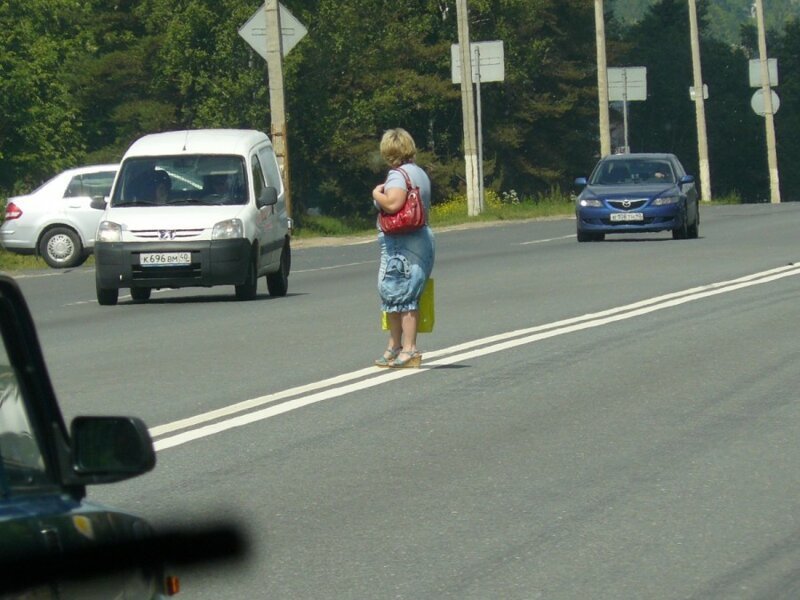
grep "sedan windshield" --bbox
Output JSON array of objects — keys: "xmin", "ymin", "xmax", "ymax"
[
  {"xmin": 590, "ymin": 159, "xmax": 675, "ymax": 185},
  {"xmin": 112, "ymin": 155, "xmax": 248, "ymax": 207}
]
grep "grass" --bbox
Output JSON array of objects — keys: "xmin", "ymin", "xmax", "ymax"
[{"xmin": 0, "ymin": 190, "xmax": 745, "ymax": 272}]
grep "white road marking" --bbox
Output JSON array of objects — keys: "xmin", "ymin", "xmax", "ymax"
[
  {"xmin": 152, "ymin": 263, "xmax": 800, "ymax": 451},
  {"xmin": 293, "ymin": 261, "xmax": 373, "ymax": 273},
  {"xmin": 519, "ymin": 234, "xmax": 575, "ymax": 245}
]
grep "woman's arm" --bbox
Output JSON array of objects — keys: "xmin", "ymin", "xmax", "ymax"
[{"xmin": 372, "ymin": 184, "xmax": 408, "ymax": 214}]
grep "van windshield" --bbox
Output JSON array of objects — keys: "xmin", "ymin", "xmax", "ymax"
[{"xmin": 111, "ymin": 156, "xmax": 247, "ymax": 207}]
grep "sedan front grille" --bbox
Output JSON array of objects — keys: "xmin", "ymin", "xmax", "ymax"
[{"xmin": 607, "ymin": 199, "xmax": 647, "ymax": 210}]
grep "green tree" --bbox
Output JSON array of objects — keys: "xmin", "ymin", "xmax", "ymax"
[
  {"xmin": 0, "ymin": 1, "xmax": 91, "ymax": 194},
  {"xmin": 769, "ymin": 18, "xmax": 800, "ymax": 201}
]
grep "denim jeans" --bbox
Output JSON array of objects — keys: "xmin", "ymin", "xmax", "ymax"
[{"xmin": 377, "ymin": 225, "xmax": 435, "ymax": 312}]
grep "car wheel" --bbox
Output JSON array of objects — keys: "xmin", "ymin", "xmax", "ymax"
[
  {"xmin": 266, "ymin": 238, "xmax": 290, "ymax": 297},
  {"xmin": 96, "ymin": 284, "xmax": 119, "ymax": 306},
  {"xmin": 130, "ymin": 287, "xmax": 151, "ymax": 302},
  {"xmin": 577, "ymin": 228, "xmax": 592, "ymax": 243},
  {"xmin": 39, "ymin": 227, "xmax": 84, "ymax": 268},
  {"xmin": 687, "ymin": 206, "xmax": 700, "ymax": 239},
  {"xmin": 672, "ymin": 208, "xmax": 689, "ymax": 240},
  {"xmin": 235, "ymin": 255, "xmax": 258, "ymax": 300}
]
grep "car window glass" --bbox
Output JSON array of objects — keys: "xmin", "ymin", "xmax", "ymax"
[
  {"xmin": 257, "ymin": 147, "xmax": 283, "ymax": 192},
  {"xmin": 251, "ymin": 155, "xmax": 266, "ymax": 201},
  {"xmin": 82, "ymin": 171, "xmax": 116, "ymax": 199},
  {"xmin": 0, "ymin": 341, "xmax": 50, "ymax": 494},
  {"xmin": 64, "ymin": 175, "xmax": 84, "ymax": 198}
]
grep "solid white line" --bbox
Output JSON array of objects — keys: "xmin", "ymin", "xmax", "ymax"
[
  {"xmin": 293, "ymin": 260, "xmax": 373, "ymax": 273},
  {"xmin": 151, "ymin": 264, "xmax": 800, "ymax": 450},
  {"xmin": 519, "ymin": 234, "xmax": 575, "ymax": 245}
]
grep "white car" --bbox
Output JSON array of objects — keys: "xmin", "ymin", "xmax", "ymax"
[
  {"xmin": 94, "ymin": 129, "xmax": 291, "ymax": 305},
  {"xmin": 0, "ymin": 164, "xmax": 118, "ymax": 268}
]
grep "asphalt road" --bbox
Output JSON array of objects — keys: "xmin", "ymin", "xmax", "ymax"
[{"xmin": 14, "ymin": 203, "xmax": 800, "ymax": 599}]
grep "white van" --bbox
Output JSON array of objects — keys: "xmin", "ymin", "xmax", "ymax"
[{"xmin": 94, "ymin": 129, "xmax": 291, "ymax": 305}]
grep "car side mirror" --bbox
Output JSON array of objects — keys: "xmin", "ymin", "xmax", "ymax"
[
  {"xmin": 90, "ymin": 196, "xmax": 108, "ymax": 210},
  {"xmin": 679, "ymin": 175, "xmax": 695, "ymax": 185},
  {"xmin": 70, "ymin": 416, "xmax": 156, "ymax": 483},
  {"xmin": 257, "ymin": 186, "xmax": 278, "ymax": 209},
  {"xmin": 574, "ymin": 177, "xmax": 588, "ymax": 186}
]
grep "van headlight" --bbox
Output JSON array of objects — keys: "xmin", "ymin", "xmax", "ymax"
[
  {"xmin": 97, "ymin": 221, "xmax": 122, "ymax": 243},
  {"xmin": 653, "ymin": 195, "xmax": 680, "ymax": 205},
  {"xmin": 212, "ymin": 218, "xmax": 243, "ymax": 240}
]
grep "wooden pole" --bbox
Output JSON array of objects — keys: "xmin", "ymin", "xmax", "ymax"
[
  {"xmin": 687, "ymin": 0, "xmax": 712, "ymax": 201},
  {"xmin": 594, "ymin": 0, "xmax": 611, "ymax": 157},
  {"xmin": 455, "ymin": 0, "xmax": 481, "ymax": 216},
  {"xmin": 264, "ymin": 0, "xmax": 293, "ymax": 218}
]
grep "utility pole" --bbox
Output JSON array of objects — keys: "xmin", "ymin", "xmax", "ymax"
[
  {"xmin": 455, "ymin": 0, "xmax": 481, "ymax": 216},
  {"xmin": 687, "ymin": 0, "xmax": 711, "ymax": 201},
  {"xmin": 264, "ymin": 0, "xmax": 293, "ymax": 218},
  {"xmin": 594, "ymin": 0, "xmax": 611, "ymax": 157},
  {"xmin": 754, "ymin": 0, "xmax": 780, "ymax": 203}
]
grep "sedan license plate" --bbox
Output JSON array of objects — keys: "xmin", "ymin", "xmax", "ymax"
[
  {"xmin": 610, "ymin": 212, "xmax": 644, "ymax": 222},
  {"xmin": 140, "ymin": 252, "xmax": 191, "ymax": 266}
]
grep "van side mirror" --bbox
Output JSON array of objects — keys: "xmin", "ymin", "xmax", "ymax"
[
  {"xmin": 257, "ymin": 186, "xmax": 278, "ymax": 209},
  {"xmin": 90, "ymin": 196, "xmax": 108, "ymax": 210}
]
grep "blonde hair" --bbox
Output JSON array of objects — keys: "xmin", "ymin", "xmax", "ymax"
[{"xmin": 380, "ymin": 128, "xmax": 417, "ymax": 167}]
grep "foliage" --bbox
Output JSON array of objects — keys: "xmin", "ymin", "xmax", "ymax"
[
  {"xmin": 2, "ymin": 0, "xmax": 800, "ymax": 214},
  {"xmin": 611, "ymin": 0, "xmax": 800, "ymax": 44},
  {"xmin": 0, "ymin": 0, "xmax": 92, "ymax": 194}
]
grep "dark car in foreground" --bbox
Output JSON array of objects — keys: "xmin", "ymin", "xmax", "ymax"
[
  {"xmin": 0, "ymin": 274, "xmax": 245, "ymax": 597},
  {"xmin": 0, "ymin": 273, "xmax": 179, "ymax": 597},
  {"xmin": 574, "ymin": 153, "xmax": 699, "ymax": 242}
]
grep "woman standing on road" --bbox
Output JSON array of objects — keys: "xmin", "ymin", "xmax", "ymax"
[{"xmin": 372, "ymin": 128, "xmax": 435, "ymax": 368}]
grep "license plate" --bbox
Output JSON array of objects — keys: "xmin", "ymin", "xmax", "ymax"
[
  {"xmin": 140, "ymin": 252, "xmax": 191, "ymax": 266},
  {"xmin": 610, "ymin": 212, "xmax": 644, "ymax": 222}
]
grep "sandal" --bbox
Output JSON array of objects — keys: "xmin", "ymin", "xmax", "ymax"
[
  {"xmin": 389, "ymin": 350, "xmax": 422, "ymax": 369},
  {"xmin": 374, "ymin": 347, "xmax": 401, "ymax": 367}
]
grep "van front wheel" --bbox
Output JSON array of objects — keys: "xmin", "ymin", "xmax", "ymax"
[
  {"xmin": 266, "ymin": 239, "xmax": 290, "ymax": 297},
  {"xmin": 97, "ymin": 285, "xmax": 119, "ymax": 306},
  {"xmin": 235, "ymin": 256, "xmax": 258, "ymax": 300}
]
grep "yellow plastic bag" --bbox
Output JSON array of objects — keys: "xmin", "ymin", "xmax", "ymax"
[{"xmin": 381, "ymin": 278, "xmax": 435, "ymax": 333}]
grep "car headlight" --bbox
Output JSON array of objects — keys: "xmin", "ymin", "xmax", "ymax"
[
  {"xmin": 96, "ymin": 221, "xmax": 122, "ymax": 243},
  {"xmin": 212, "ymin": 218, "xmax": 244, "ymax": 240},
  {"xmin": 653, "ymin": 195, "xmax": 680, "ymax": 206},
  {"xmin": 579, "ymin": 198, "xmax": 603, "ymax": 208}
]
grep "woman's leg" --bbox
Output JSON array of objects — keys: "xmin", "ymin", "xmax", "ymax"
[
  {"xmin": 387, "ymin": 312, "xmax": 403, "ymax": 351},
  {"xmin": 401, "ymin": 310, "xmax": 419, "ymax": 351}
]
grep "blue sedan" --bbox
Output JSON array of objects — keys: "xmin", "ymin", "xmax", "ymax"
[{"xmin": 574, "ymin": 153, "xmax": 699, "ymax": 242}]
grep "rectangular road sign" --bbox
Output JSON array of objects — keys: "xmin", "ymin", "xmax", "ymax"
[
  {"xmin": 451, "ymin": 41, "xmax": 505, "ymax": 84},
  {"xmin": 607, "ymin": 67, "xmax": 647, "ymax": 101},
  {"xmin": 749, "ymin": 58, "xmax": 778, "ymax": 87}
]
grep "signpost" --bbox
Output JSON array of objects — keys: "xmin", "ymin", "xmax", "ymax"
[
  {"xmin": 238, "ymin": 2, "xmax": 308, "ymax": 220},
  {"xmin": 607, "ymin": 67, "xmax": 646, "ymax": 153},
  {"xmin": 238, "ymin": 3, "xmax": 308, "ymax": 59},
  {"xmin": 451, "ymin": 41, "xmax": 504, "ymax": 211}
]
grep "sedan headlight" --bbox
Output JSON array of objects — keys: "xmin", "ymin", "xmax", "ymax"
[
  {"xmin": 653, "ymin": 195, "xmax": 680, "ymax": 206},
  {"xmin": 212, "ymin": 218, "xmax": 244, "ymax": 240},
  {"xmin": 579, "ymin": 198, "xmax": 603, "ymax": 208},
  {"xmin": 96, "ymin": 221, "xmax": 122, "ymax": 243}
]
